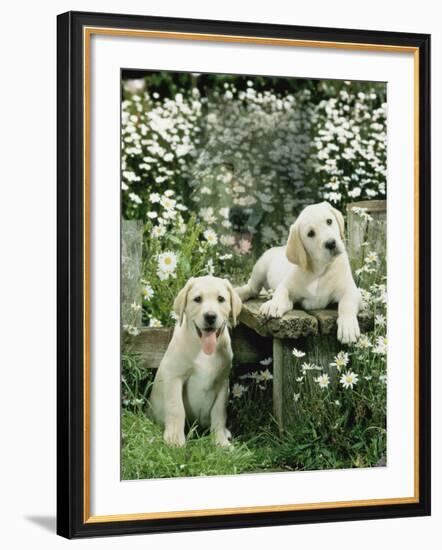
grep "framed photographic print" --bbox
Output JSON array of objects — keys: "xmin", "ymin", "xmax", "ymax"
[{"xmin": 57, "ymin": 11, "xmax": 431, "ymax": 539}]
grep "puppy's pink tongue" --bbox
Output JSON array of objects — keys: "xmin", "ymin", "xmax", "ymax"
[{"xmin": 201, "ymin": 330, "xmax": 217, "ymax": 355}]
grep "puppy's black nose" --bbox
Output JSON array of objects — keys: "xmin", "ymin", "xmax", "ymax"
[
  {"xmin": 204, "ymin": 312, "xmax": 217, "ymax": 325},
  {"xmin": 325, "ymin": 239, "xmax": 336, "ymax": 251}
]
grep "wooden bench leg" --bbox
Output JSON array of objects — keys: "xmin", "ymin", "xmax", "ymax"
[
  {"xmin": 273, "ymin": 336, "xmax": 340, "ymax": 434},
  {"xmin": 272, "ymin": 338, "xmax": 287, "ymax": 434}
]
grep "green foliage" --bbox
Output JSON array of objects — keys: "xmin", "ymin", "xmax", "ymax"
[{"xmin": 121, "ymin": 352, "xmax": 154, "ymax": 412}]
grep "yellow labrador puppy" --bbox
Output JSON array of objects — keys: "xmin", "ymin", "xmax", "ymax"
[
  {"xmin": 236, "ymin": 202, "xmax": 362, "ymax": 344},
  {"xmin": 149, "ymin": 276, "xmax": 242, "ymax": 447}
]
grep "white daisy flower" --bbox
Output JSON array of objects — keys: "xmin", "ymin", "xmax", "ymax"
[
  {"xmin": 124, "ymin": 79, "xmax": 145, "ymax": 93},
  {"xmin": 148, "ymin": 317, "xmax": 162, "ymax": 328},
  {"xmin": 348, "ymin": 186, "xmax": 362, "ymax": 198},
  {"xmin": 260, "ymin": 357, "xmax": 272, "ymax": 366},
  {"xmin": 130, "ymin": 301, "xmax": 141, "ymax": 312},
  {"xmin": 157, "ymin": 251, "xmax": 178, "ymax": 274},
  {"xmin": 160, "ymin": 196, "xmax": 176, "ymax": 211},
  {"xmin": 142, "ymin": 284, "xmax": 154, "ymax": 301},
  {"xmin": 205, "ymin": 258, "xmax": 215, "ymax": 276},
  {"xmin": 128, "ymin": 192, "xmax": 142, "ymax": 205},
  {"xmin": 293, "ymin": 393, "xmax": 300, "ymax": 403},
  {"xmin": 149, "ymin": 192, "xmax": 161, "ymax": 203},
  {"xmin": 373, "ymin": 336, "xmax": 388, "ymax": 355},
  {"xmin": 365, "ymin": 251, "xmax": 379, "ymax": 263},
  {"xmin": 123, "ymin": 324, "xmax": 140, "ymax": 336},
  {"xmin": 157, "ymin": 269, "xmax": 175, "ymax": 281},
  {"xmin": 259, "ymin": 369, "xmax": 273, "ymax": 382},
  {"xmin": 330, "ymin": 351, "xmax": 350, "ymax": 371},
  {"xmin": 177, "ymin": 222, "xmax": 187, "ymax": 235},
  {"xmin": 232, "ymin": 383, "xmax": 247, "ymax": 399},
  {"xmin": 315, "ymin": 373, "xmax": 331, "ymax": 388},
  {"xmin": 295, "ymin": 377, "xmax": 304, "ymax": 382},
  {"xmin": 151, "ymin": 225, "xmax": 167, "ymax": 238},
  {"xmin": 204, "ymin": 229, "xmax": 218, "ymax": 246},
  {"xmin": 162, "ymin": 209, "xmax": 177, "ymax": 220},
  {"xmin": 292, "ymin": 348, "xmax": 306, "ymax": 358},
  {"xmin": 355, "ymin": 334, "xmax": 371, "ymax": 349},
  {"xmin": 301, "ymin": 363, "xmax": 322, "ymax": 373},
  {"xmin": 220, "ymin": 234, "xmax": 235, "ymax": 246},
  {"xmin": 375, "ymin": 314, "xmax": 386, "ymax": 327},
  {"xmin": 327, "ymin": 191, "xmax": 342, "ymax": 204},
  {"xmin": 164, "ymin": 189, "xmax": 175, "ymax": 197},
  {"xmin": 339, "ymin": 371, "xmax": 359, "ymax": 389},
  {"xmin": 200, "ymin": 207, "xmax": 216, "ymax": 224},
  {"xmin": 147, "ymin": 211, "xmax": 158, "ymax": 219}
]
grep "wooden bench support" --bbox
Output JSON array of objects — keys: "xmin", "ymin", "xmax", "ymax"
[
  {"xmin": 272, "ymin": 335, "xmax": 341, "ymax": 432},
  {"xmin": 239, "ymin": 299, "xmax": 373, "ymax": 433},
  {"xmin": 128, "ymin": 322, "xmax": 271, "ymax": 370}
]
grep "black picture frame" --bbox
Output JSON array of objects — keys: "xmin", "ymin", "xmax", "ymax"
[{"xmin": 57, "ymin": 10, "xmax": 431, "ymax": 539}]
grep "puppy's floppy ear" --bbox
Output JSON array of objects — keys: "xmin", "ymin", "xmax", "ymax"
[
  {"xmin": 286, "ymin": 220, "xmax": 310, "ymax": 271},
  {"xmin": 324, "ymin": 201, "xmax": 345, "ymax": 241},
  {"xmin": 173, "ymin": 278, "xmax": 195, "ymax": 326},
  {"xmin": 224, "ymin": 280, "xmax": 242, "ymax": 326}
]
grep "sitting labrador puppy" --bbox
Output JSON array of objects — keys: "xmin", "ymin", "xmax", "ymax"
[
  {"xmin": 149, "ymin": 276, "xmax": 242, "ymax": 447},
  {"xmin": 236, "ymin": 202, "xmax": 362, "ymax": 344}
]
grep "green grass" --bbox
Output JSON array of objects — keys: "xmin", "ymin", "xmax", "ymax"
[
  {"xmin": 121, "ymin": 356, "xmax": 386, "ymax": 480},
  {"xmin": 121, "ymin": 410, "xmax": 258, "ymax": 479}
]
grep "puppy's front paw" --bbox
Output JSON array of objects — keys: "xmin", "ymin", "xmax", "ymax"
[
  {"xmin": 164, "ymin": 425, "xmax": 186, "ymax": 447},
  {"xmin": 214, "ymin": 428, "xmax": 232, "ymax": 448},
  {"xmin": 259, "ymin": 299, "xmax": 290, "ymax": 318},
  {"xmin": 337, "ymin": 315, "xmax": 360, "ymax": 344}
]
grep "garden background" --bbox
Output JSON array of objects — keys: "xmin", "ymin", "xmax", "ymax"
[{"xmin": 120, "ymin": 70, "xmax": 388, "ymax": 479}]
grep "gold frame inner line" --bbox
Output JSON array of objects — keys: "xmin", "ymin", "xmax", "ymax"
[{"xmin": 82, "ymin": 26, "xmax": 420, "ymax": 524}]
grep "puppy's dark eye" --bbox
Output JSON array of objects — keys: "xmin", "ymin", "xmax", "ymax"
[
  {"xmin": 194, "ymin": 296, "xmax": 202, "ymax": 303},
  {"xmin": 218, "ymin": 296, "xmax": 226, "ymax": 303},
  {"xmin": 307, "ymin": 229, "xmax": 315, "ymax": 238},
  {"xmin": 326, "ymin": 218, "xmax": 333, "ymax": 225}
]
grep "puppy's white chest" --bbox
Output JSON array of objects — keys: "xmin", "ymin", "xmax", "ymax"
[
  {"xmin": 192, "ymin": 352, "xmax": 222, "ymax": 385},
  {"xmin": 306, "ymin": 278, "xmax": 320, "ymax": 297},
  {"xmin": 301, "ymin": 277, "xmax": 332, "ymax": 309},
  {"xmin": 183, "ymin": 352, "xmax": 229, "ymax": 426}
]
